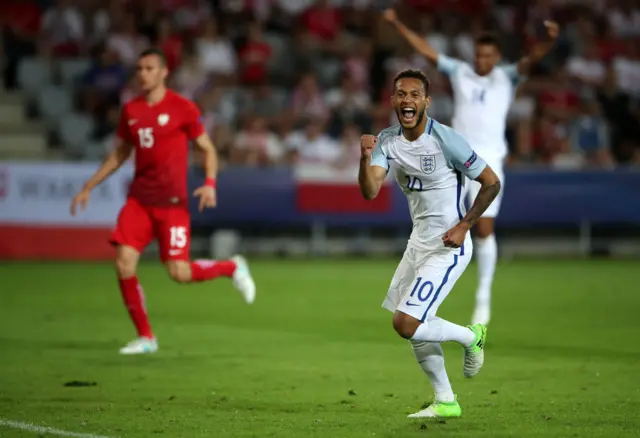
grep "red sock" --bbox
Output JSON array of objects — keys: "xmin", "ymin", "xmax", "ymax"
[
  {"xmin": 190, "ymin": 259, "xmax": 237, "ymax": 282},
  {"xmin": 118, "ymin": 276, "xmax": 153, "ymax": 339}
]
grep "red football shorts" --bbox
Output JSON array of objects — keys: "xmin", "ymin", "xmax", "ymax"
[{"xmin": 110, "ymin": 198, "xmax": 191, "ymax": 262}]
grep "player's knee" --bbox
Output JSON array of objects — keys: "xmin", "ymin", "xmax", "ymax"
[
  {"xmin": 392, "ymin": 312, "xmax": 421, "ymax": 339},
  {"xmin": 166, "ymin": 261, "xmax": 191, "ymax": 283},
  {"xmin": 115, "ymin": 254, "xmax": 137, "ymax": 278},
  {"xmin": 475, "ymin": 218, "xmax": 495, "ymax": 239}
]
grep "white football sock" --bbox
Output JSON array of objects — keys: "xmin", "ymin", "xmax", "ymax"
[
  {"xmin": 474, "ymin": 234, "xmax": 497, "ymax": 306},
  {"xmin": 410, "ymin": 317, "xmax": 475, "ymax": 347},
  {"xmin": 410, "ymin": 340, "xmax": 455, "ymax": 403}
]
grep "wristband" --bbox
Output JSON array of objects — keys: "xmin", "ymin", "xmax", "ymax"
[{"xmin": 205, "ymin": 177, "xmax": 216, "ymax": 189}]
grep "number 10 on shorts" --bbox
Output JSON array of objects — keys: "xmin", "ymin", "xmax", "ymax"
[
  {"xmin": 170, "ymin": 226, "xmax": 187, "ymax": 248},
  {"xmin": 410, "ymin": 277, "xmax": 435, "ymax": 303}
]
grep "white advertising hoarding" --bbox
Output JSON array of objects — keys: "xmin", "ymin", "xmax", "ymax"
[{"xmin": 0, "ymin": 162, "xmax": 134, "ymax": 226}]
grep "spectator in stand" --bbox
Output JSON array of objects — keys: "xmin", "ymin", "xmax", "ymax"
[
  {"xmin": 275, "ymin": 0, "xmax": 315, "ymax": 19},
  {"xmin": 566, "ymin": 43, "xmax": 606, "ymax": 89},
  {"xmin": 238, "ymin": 84, "xmax": 287, "ymax": 126},
  {"xmin": 285, "ymin": 118, "xmax": 340, "ymax": 165},
  {"xmin": 87, "ymin": 0, "xmax": 122, "ymax": 48},
  {"xmin": 193, "ymin": 85, "xmax": 237, "ymax": 167},
  {"xmin": 174, "ymin": 0, "xmax": 212, "ymax": 37},
  {"xmin": 568, "ymin": 98, "xmax": 614, "ymax": 168},
  {"xmin": 531, "ymin": 110, "xmax": 570, "ymax": 166},
  {"xmin": 420, "ymin": 15, "xmax": 450, "ymax": 57},
  {"xmin": 607, "ymin": 0, "xmax": 640, "ymax": 38},
  {"xmin": 341, "ymin": 0, "xmax": 375, "ymax": 37},
  {"xmin": 120, "ymin": 73, "xmax": 138, "ymax": 105},
  {"xmin": 80, "ymin": 45, "xmax": 127, "ymax": 116},
  {"xmin": 612, "ymin": 41, "xmax": 640, "ymax": 97},
  {"xmin": 598, "ymin": 66, "xmax": 640, "ymax": 163},
  {"xmin": 173, "ymin": 41, "xmax": 209, "ymax": 100},
  {"xmin": 0, "ymin": 0, "xmax": 42, "ymax": 89},
  {"xmin": 231, "ymin": 117, "xmax": 285, "ymax": 166},
  {"xmin": 197, "ymin": 86, "xmax": 237, "ymax": 135},
  {"xmin": 154, "ymin": 15, "xmax": 184, "ymax": 72},
  {"xmin": 41, "ymin": 0, "xmax": 84, "ymax": 56},
  {"xmin": 196, "ymin": 18, "xmax": 237, "ymax": 83},
  {"xmin": 299, "ymin": 0, "xmax": 343, "ymax": 54},
  {"xmin": 566, "ymin": 12, "xmax": 597, "ymax": 57},
  {"xmin": 107, "ymin": 13, "xmax": 149, "ymax": 67},
  {"xmin": 238, "ymin": 21, "xmax": 272, "ymax": 86},
  {"xmin": 597, "ymin": 22, "xmax": 625, "ymax": 64},
  {"xmin": 343, "ymin": 38, "xmax": 372, "ymax": 92},
  {"xmin": 334, "ymin": 123, "xmax": 362, "ymax": 169},
  {"xmin": 452, "ymin": 16, "xmax": 483, "ymax": 64},
  {"xmin": 325, "ymin": 71, "xmax": 372, "ymax": 136},
  {"xmin": 290, "ymin": 73, "xmax": 329, "ymax": 123},
  {"xmin": 538, "ymin": 67, "xmax": 580, "ymax": 121},
  {"xmin": 301, "ymin": 0, "xmax": 343, "ymax": 42},
  {"xmin": 137, "ymin": 0, "xmax": 161, "ymax": 40},
  {"xmin": 92, "ymin": 105, "xmax": 121, "ymax": 157}
]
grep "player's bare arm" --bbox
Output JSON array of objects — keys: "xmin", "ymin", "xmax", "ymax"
[
  {"xmin": 383, "ymin": 8, "xmax": 439, "ymax": 65},
  {"xmin": 70, "ymin": 138, "xmax": 134, "ymax": 215},
  {"xmin": 517, "ymin": 21, "xmax": 559, "ymax": 75},
  {"xmin": 192, "ymin": 133, "xmax": 218, "ymax": 211},
  {"xmin": 443, "ymin": 166, "xmax": 501, "ymax": 248},
  {"xmin": 463, "ymin": 166, "xmax": 501, "ymax": 226},
  {"xmin": 358, "ymin": 135, "xmax": 386, "ymax": 200}
]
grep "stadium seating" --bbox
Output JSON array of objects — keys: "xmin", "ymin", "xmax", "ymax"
[
  {"xmin": 58, "ymin": 113, "xmax": 96, "ymax": 158},
  {"xmin": 36, "ymin": 85, "xmax": 74, "ymax": 129},
  {"xmin": 57, "ymin": 58, "xmax": 92, "ymax": 88},
  {"xmin": 17, "ymin": 57, "xmax": 53, "ymax": 98}
]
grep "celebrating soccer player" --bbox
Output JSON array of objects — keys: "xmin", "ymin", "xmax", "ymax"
[
  {"xmin": 384, "ymin": 8, "xmax": 559, "ymax": 325},
  {"xmin": 70, "ymin": 48, "xmax": 256, "ymax": 355},
  {"xmin": 359, "ymin": 69, "xmax": 500, "ymax": 418}
]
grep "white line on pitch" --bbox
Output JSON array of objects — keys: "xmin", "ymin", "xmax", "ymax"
[{"xmin": 0, "ymin": 419, "xmax": 116, "ymax": 438}]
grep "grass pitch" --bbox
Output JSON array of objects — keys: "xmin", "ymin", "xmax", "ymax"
[{"xmin": 0, "ymin": 259, "xmax": 638, "ymax": 437}]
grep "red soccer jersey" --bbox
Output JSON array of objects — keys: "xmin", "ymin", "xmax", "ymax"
[{"xmin": 117, "ymin": 89, "xmax": 205, "ymax": 207}]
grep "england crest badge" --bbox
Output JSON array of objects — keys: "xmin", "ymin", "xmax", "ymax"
[{"xmin": 420, "ymin": 155, "xmax": 436, "ymax": 174}]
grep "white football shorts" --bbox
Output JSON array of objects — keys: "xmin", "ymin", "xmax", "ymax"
[
  {"xmin": 382, "ymin": 238, "xmax": 472, "ymax": 322},
  {"xmin": 465, "ymin": 156, "xmax": 505, "ymax": 219}
]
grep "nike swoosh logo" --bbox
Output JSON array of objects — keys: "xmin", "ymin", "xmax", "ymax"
[
  {"xmin": 405, "ymin": 301, "xmax": 420, "ymax": 307},
  {"xmin": 386, "ymin": 156, "xmax": 396, "ymax": 160}
]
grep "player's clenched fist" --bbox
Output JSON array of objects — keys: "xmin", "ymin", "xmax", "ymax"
[
  {"xmin": 382, "ymin": 8, "xmax": 398, "ymax": 24},
  {"xmin": 544, "ymin": 20, "xmax": 559, "ymax": 40},
  {"xmin": 442, "ymin": 221, "xmax": 471, "ymax": 249},
  {"xmin": 360, "ymin": 135, "xmax": 378, "ymax": 160}
]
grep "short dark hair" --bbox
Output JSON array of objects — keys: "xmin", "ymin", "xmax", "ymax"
[
  {"xmin": 138, "ymin": 47, "xmax": 167, "ymax": 66},
  {"xmin": 475, "ymin": 33, "xmax": 502, "ymax": 52},
  {"xmin": 393, "ymin": 69, "xmax": 430, "ymax": 95}
]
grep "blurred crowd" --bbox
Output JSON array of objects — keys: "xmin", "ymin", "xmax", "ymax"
[{"xmin": 1, "ymin": 0, "xmax": 640, "ymax": 169}]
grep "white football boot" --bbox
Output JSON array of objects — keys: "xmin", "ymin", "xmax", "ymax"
[
  {"xmin": 231, "ymin": 255, "xmax": 256, "ymax": 304},
  {"xmin": 119, "ymin": 337, "xmax": 158, "ymax": 355}
]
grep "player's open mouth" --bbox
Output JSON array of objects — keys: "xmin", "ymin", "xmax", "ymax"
[{"xmin": 400, "ymin": 107, "xmax": 417, "ymax": 123}]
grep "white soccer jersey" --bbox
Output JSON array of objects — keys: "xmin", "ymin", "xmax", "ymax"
[
  {"xmin": 371, "ymin": 117, "xmax": 486, "ymax": 252},
  {"xmin": 438, "ymin": 54, "xmax": 521, "ymax": 160}
]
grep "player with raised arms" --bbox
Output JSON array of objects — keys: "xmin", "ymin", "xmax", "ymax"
[
  {"xmin": 70, "ymin": 48, "xmax": 256, "ymax": 355},
  {"xmin": 383, "ymin": 8, "xmax": 559, "ymax": 325},
  {"xmin": 359, "ymin": 69, "xmax": 500, "ymax": 418}
]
